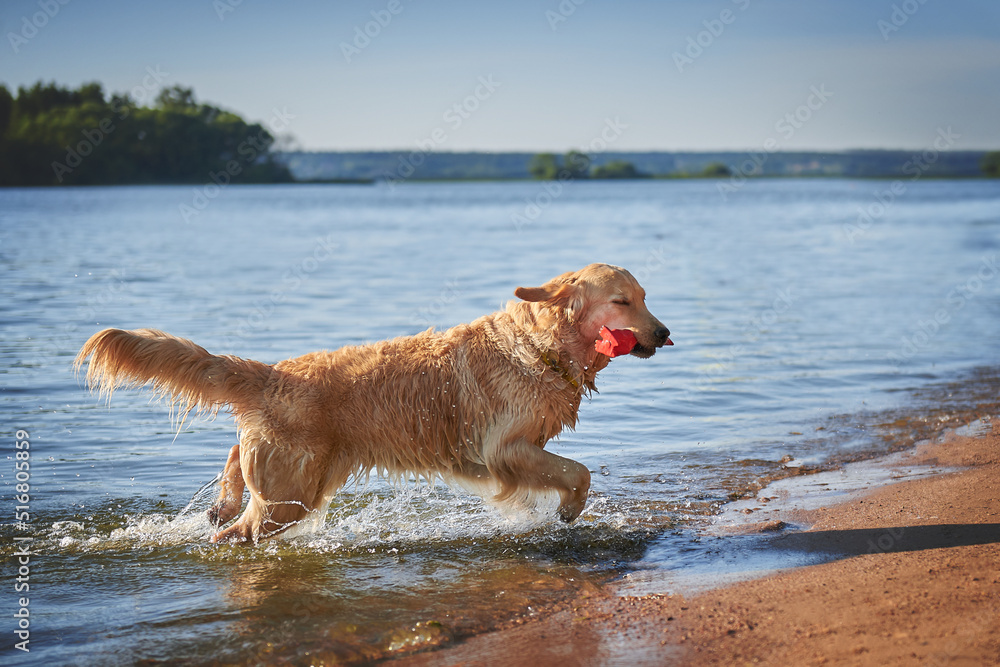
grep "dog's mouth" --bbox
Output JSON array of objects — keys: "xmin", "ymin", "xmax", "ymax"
[
  {"xmin": 595, "ymin": 326, "xmax": 673, "ymax": 359},
  {"xmin": 630, "ymin": 334, "xmax": 673, "ymax": 359},
  {"xmin": 630, "ymin": 343, "xmax": 657, "ymax": 358}
]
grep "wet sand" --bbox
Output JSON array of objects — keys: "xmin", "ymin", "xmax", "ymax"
[{"xmin": 391, "ymin": 419, "xmax": 1000, "ymax": 666}]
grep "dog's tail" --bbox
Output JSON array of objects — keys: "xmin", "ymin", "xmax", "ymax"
[{"xmin": 74, "ymin": 328, "xmax": 273, "ymax": 421}]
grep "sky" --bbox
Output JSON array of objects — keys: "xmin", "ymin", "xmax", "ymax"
[{"xmin": 1, "ymin": 0, "xmax": 999, "ymax": 153}]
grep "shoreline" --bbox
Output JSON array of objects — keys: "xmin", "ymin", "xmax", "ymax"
[
  {"xmin": 4, "ymin": 174, "xmax": 997, "ymax": 189},
  {"xmin": 391, "ymin": 417, "xmax": 1000, "ymax": 665}
]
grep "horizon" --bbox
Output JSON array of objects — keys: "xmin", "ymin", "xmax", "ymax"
[
  {"xmin": 2, "ymin": 0, "xmax": 999, "ymax": 153},
  {"xmin": 274, "ymin": 146, "xmax": 992, "ymax": 155}
]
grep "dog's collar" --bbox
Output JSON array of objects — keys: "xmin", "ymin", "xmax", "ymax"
[{"xmin": 541, "ymin": 350, "xmax": 580, "ymax": 390}]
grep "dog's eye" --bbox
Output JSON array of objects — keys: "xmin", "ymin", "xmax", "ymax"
[{"xmin": 612, "ymin": 298, "xmax": 631, "ymax": 306}]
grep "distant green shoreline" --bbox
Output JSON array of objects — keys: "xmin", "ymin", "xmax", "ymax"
[
  {"xmin": 4, "ymin": 172, "xmax": 999, "ymax": 189},
  {"xmin": 280, "ymin": 148, "xmax": 1000, "ymax": 184},
  {"xmin": 3, "ymin": 82, "xmax": 998, "ymax": 187},
  {"xmin": 0, "ymin": 81, "xmax": 293, "ymax": 187}
]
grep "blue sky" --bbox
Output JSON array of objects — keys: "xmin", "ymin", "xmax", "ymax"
[{"xmin": 2, "ymin": 0, "xmax": 998, "ymax": 152}]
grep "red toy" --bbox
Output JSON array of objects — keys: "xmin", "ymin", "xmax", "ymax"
[{"xmin": 594, "ymin": 326, "xmax": 638, "ymax": 357}]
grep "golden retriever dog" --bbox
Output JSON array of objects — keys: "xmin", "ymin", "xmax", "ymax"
[{"xmin": 75, "ymin": 263, "xmax": 671, "ymax": 544}]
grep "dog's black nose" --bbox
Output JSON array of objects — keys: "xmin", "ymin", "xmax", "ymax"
[{"xmin": 654, "ymin": 327, "xmax": 670, "ymax": 344}]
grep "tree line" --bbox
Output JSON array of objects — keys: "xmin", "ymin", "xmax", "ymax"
[
  {"xmin": 983, "ymin": 152, "xmax": 1000, "ymax": 178},
  {"xmin": 0, "ymin": 81, "xmax": 293, "ymax": 186},
  {"xmin": 528, "ymin": 151, "xmax": 733, "ymax": 180},
  {"xmin": 528, "ymin": 151, "xmax": 1000, "ymax": 181}
]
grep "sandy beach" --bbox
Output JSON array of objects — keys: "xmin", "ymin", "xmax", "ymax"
[{"xmin": 391, "ymin": 419, "xmax": 1000, "ymax": 666}]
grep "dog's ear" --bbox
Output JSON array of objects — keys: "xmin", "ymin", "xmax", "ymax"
[
  {"xmin": 514, "ymin": 281, "xmax": 584, "ymax": 320},
  {"xmin": 515, "ymin": 269, "xmax": 580, "ymax": 303},
  {"xmin": 514, "ymin": 284, "xmax": 561, "ymax": 302}
]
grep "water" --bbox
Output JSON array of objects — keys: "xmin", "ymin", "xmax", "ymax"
[{"xmin": 2, "ymin": 179, "xmax": 999, "ymax": 664}]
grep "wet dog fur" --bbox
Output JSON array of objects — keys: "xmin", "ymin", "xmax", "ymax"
[{"xmin": 75, "ymin": 263, "xmax": 670, "ymax": 544}]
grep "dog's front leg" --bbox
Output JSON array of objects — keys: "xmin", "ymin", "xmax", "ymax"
[{"xmin": 489, "ymin": 439, "xmax": 591, "ymax": 522}]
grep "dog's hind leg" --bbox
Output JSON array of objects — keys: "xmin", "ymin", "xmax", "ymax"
[
  {"xmin": 210, "ymin": 437, "xmax": 349, "ymax": 544},
  {"xmin": 210, "ymin": 444, "xmax": 312, "ymax": 543},
  {"xmin": 207, "ymin": 444, "xmax": 245, "ymax": 527},
  {"xmin": 211, "ymin": 481, "xmax": 315, "ymax": 545}
]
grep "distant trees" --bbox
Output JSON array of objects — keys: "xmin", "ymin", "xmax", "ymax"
[
  {"xmin": 591, "ymin": 160, "xmax": 642, "ymax": 179},
  {"xmin": 700, "ymin": 161, "xmax": 732, "ymax": 177},
  {"xmin": 526, "ymin": 152, "xmax": 738, "ymax": 179},
  {"xmin": 982, "ymin": 151, "xmax": 1000, "ymax": 178},
  {"xmin": 156, "ymin": 85, "xmax": 198, "ymax": 110},
  {"xmin": 562, "ymin": 150, "xmax": 591, "ymax": 179},
  {"xmin": 0, "ymin": 81, "xmax": 293, "ymax": 186},
  {"xmin": 528, "ymin": 151, "xmax": 647, "ymax": 180},
  {"xmin": 528, "ymin": 153, "xmax": 560, "ymax": 180},
  {"xmin": 657, "ymin": 161, "xmax": 732, "ymax": 179}
]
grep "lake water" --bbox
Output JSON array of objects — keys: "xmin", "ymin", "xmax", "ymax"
[{"xmin": 2, "ymin": 179, "xmax": 999, "ymax": 664}]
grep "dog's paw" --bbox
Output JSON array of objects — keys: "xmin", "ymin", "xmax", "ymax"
[
  {"xmin": 210, "ymin": 521, "xmax": 254, "ymax": 545},
  {"xmin": 207, "ymin": 499, "xmax": 240, "ymax": 527},
  {"xmin": 557, "ymin": 504, "xmax": 584, "ymax": 523}
]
